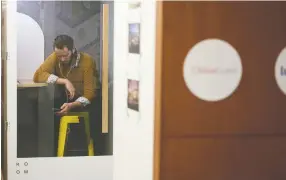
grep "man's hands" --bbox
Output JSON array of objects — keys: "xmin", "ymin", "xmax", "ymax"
[
  {"xmin": 56, "ymin": 78, "xmax": 75, "ymax": 100},
  {"xmin": 56, "ymin": 103, "xmax": 73, "ymax": 116},
  {"xmin": 56, "ymin": 101, "xmax": 83, "ymax": 116},
  {"xmin": 64, "ymin": 79, "xmax": 75, "ymax": 100},
  {"xmin": 55, "ymin": 78, "xmax": 83, "ymax": 116}
]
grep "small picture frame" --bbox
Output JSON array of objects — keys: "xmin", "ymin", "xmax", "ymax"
[
  {"xmin": 127, "ymin": 79, "xmax": 139, "ymax": 111},
  {"xmin": 128, "ymin": 23, "xmax": 140, "ymax": 55}
]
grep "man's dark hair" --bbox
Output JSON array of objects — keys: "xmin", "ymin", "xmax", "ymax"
[{"xmin": 53, "ymin": 35, "xmax": 74, "ymax": 50}]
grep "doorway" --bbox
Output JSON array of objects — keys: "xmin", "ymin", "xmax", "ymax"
[{"xmin": 5, "ymin": 1, "xmax": 114, "ymax": 179}]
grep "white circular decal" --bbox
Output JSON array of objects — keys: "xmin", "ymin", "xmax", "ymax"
[
  {"xmin": 183, "ymin": 39, "xmax": 243, "ymax": 102},
  {"xmin": 275, "ymin": 47, "xmax": 286, "ymax": 95}
]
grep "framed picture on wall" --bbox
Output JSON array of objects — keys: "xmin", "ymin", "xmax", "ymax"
[
  {"xmin": 128, "ymin": 23, "xmax": 140, "ymax": 55},
  {"xmin": 127, "ymin": 79, "xmax": 139, "ymax": 112}
]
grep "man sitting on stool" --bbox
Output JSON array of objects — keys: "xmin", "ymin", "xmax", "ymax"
[{"xmin": 33, "ymin": 34, "xmax": 100, "ymax": 156}]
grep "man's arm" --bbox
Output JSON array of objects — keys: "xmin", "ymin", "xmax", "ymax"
[
  {"xmin": 72, "ymin": 57, "xmax": 97, "ymax": 108},
  {"xmin": 33, "ymin": 53, "xmax": 68, "ymax": 85}
]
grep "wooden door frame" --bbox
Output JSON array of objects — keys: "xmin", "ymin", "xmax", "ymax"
[
  {"xmin": 153, "ymin": 2, "xmax": 163, "ymax": 180},
  {"xmin": 1, "ymin": 1, "xmax": 7, "ymax": 180},
  {"xmin": 102, "ymin": 3, "xmax": 109, "ymax": 134}
]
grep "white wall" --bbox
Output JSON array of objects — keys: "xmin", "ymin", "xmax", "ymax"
[
  {"xmin": 6, "ymin": 0, "xmax": 156, "ymax": 179},
  {"xmin": 113, "ymin": 1, "xmax": 156, "ymax": 180},
  {"xmin": 17, "ymin": 12, "xmax": 44, "ymax": 80}
]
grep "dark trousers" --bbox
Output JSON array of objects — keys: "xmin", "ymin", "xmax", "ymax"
[{"xmin": 53, "ymin": 86, "xmax": 102, "ymax": 156}]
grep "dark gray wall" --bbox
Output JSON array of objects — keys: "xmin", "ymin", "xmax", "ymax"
[{"xmin": 17, "ymin": 1, "xmax": 102, "ymax": 73}]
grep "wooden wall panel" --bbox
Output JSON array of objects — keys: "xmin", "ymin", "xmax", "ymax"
[
  {"xmin": 161, "ymin": 2, "xmax": 286, "ymax": 137},
  {"xmin": 156, "ymin": 2, "xmax": 286, "ymax": 180},
  {"xmin": 161, "ymin": 137, "xmax": 286, "ymax": 180}
]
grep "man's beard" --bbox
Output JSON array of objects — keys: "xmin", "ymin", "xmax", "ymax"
[{"xmin": 60, "ymin": 59, "xmax": 71, "ymax": 64}]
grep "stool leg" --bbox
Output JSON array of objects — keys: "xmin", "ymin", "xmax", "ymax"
[
  {"xmin": 82, "ymin": 113, "xmax": 95, "ymax": 156},
  {"xmin": 65, "ymin": 112, "xmax": 95, "ymax": 156},
  {"xmin": 57, "ymin": 116, "xmax": 79, "ymax": 157},
  {"xmin": 88, "ymin": 139, "xmax": 95, "ymax": 156}
]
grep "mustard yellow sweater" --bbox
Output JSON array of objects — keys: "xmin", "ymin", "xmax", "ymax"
[{"xmin": 33, "ymin": 52, "xmax": 99, "ymax": 104}]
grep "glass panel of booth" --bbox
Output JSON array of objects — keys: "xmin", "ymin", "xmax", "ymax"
[{"xmin": 5, "ymin": 1, "xmax": 114, "ymax": 180}]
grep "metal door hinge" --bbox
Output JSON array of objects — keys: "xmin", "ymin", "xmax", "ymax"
[
  {"xmin": 5, "ymin": 121, "xmax": 10, "ymax": 131},
  {"xmin": 2, "ymin": 52, "xmax": 8, "ymax": 61},
  {"xmin": 6, "ymin": 52, "xmax": 9, "ymax": 61}
]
